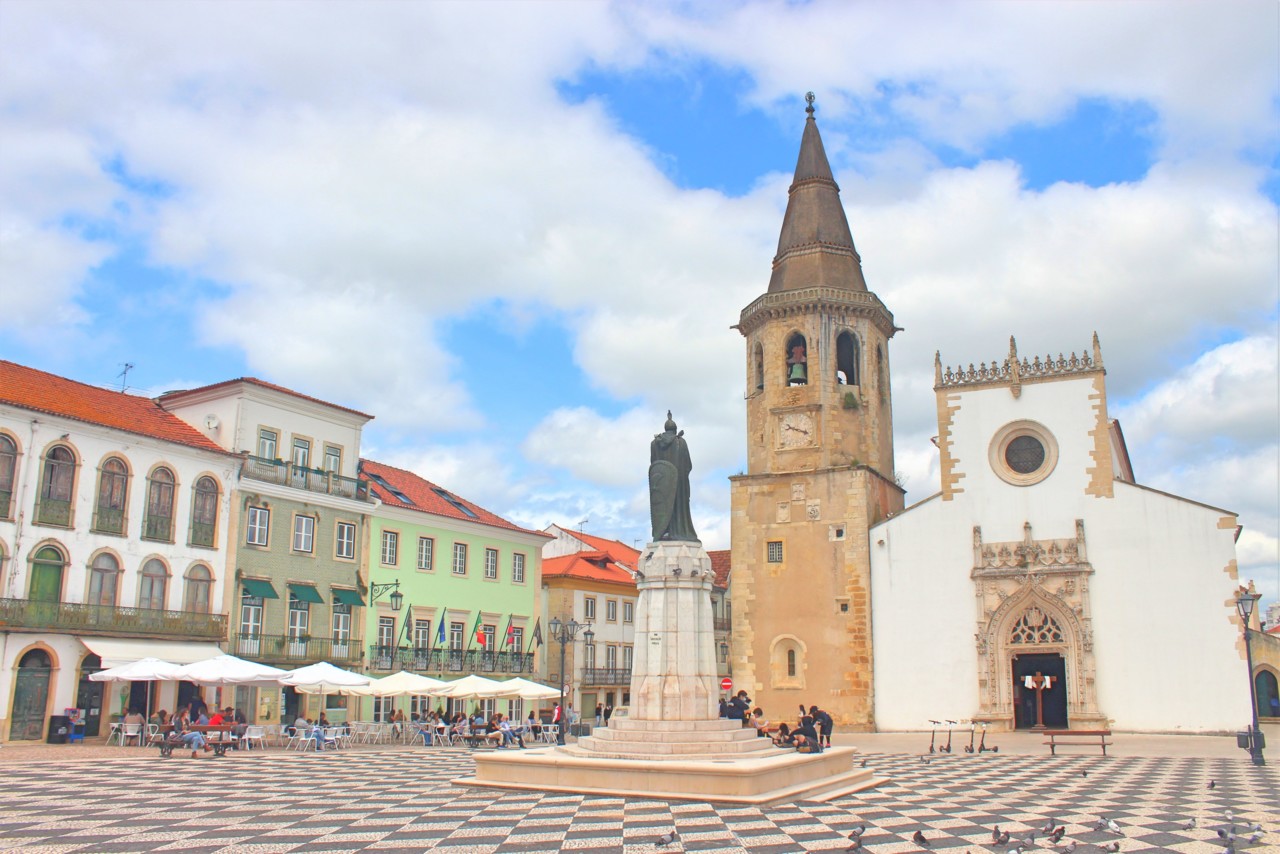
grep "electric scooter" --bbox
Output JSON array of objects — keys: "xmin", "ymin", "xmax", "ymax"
[
  {"xmin": 927, "ymin": 720, "xmax": 941, "ymax": 753},
  {"xmin": 977, "ymin": 722, "xmax": 999, "ymax": 753},
  {"xmin": 940, "ymin": 720, "xmax": 956, "ymax": 753},
  {"xmin": 964, "ymin": 720, "xmax": 976, "ymax": 753}
]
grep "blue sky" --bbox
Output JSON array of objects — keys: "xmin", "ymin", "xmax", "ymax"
[{"xmin": 1, "ymin": 1, "xmax": 1277, "ymax": 611}]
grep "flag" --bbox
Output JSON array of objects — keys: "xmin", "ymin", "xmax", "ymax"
[
  {"xmin": 503, "ymin": 615, "xmax": 515, "ymax": 646},
  {"xmin": 529, "ymin": 618, "xmax": 544, "ymax": 652},
  {"xmin": 436, "ymin": 609, "xmax": 447, "ymax": 649},
  {"xmin": 471, "ymin": 612, "xmax": 485, "ymax": 649},
  {"xmin": 397, "ymin": 603, "xmax": 414, "ymax": 648}
]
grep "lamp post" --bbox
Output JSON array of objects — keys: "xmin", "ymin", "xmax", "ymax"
[
  {"xmin": 549, "ymin": 616, "xmax": 594, "ymax": 745},
  {"xmin": 1236, "ymin": 590, "xmax": 1266, "ymax": 766},
  {"xmin": 371, "ymin": 580, "xmax": 404, "ymax": 611}
]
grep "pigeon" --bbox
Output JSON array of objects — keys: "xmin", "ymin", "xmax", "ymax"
[
  {"xmin": 1056, "ymin": 842, "xmax": 1077, "ymax": 853},
  {"xmin": 1182, "ymin": 817, "xmax": 1198, "ymax": 831},
  {"xmin": 995, "ymin": 830, "xmax": 1011, "ymax": 846},
  {"xmin": 920, "ymin": 756, "xmax": 931, "ymax": 764},
  {"xmin": 860, "ymin": 758, "xmax": 868, "ymax": 767},
  {"xmin": 848, "ymin": 824, "xmax": 867, "ymax": 839},
  {"xmin": 912, "ymin": 829, "xmax": 931, "ymax": 847},
  {"xmin": 634, "ymin": 569, "xmax": 645, "ymax": 580},
  {"xmin": 1041, "ymin": 818, "xmax": 1058, "ymax": 835},
  {"xmin": 1018, "ymin": 830, "xmax": 1038, "ymax": 846},
  {"xmin": 845, "ymin": 840, "xmax": 862, "ymax": 852},
  {"xmin": 1247, "ymin": 832, "xmax": 1263, "ymax": 844},
  {"xmin": 1208, "ymin": 779, "xmax": 1217, "ymax": 789},
  {"xmin": 655, "ymin": 829, "xmax": 679, "ymax": 847},
  {"xmin": 1106, "ymin": 818, "xmax": 1122, "ymax": 835},
  {"xmin": 1007, "ymin": 847, "xmax": 1024, "ymax": 854},
  {"xmin": 1049, "ymin": 825, "xmax": 1066, "ymax": 843},
  {"xmin": 671, "ymin": 567, "xmax": 682, "ymax": 577},
  {"xmin": 1226, "ymin": 810, "xmax": 1235, "ymax": 823},
  {"xmin": 1081, "ymin": 770, "xmax": 1088, "ymax": 777},
  {"xmin": 992, "ymin": 826, "xmax": 1003, "ymax": 843},
  {"xmin": 1250, "ymin": 823, "xmax": 1263, "ymax": 833},
  {"xmin": 1099, "ymin": 843, "xmax": 1120, "ymax": 853},
  {"xmin": 1093, "ymin": 818, "xmax": 1110, "ymax": 832}
]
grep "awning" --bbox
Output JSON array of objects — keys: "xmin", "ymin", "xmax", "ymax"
[
  {"xmin": 332, "ymin": 587, "xmax": 365, "ymax": 606},
  {"xmin": 288, "ymin": 583, "xmax": 324, "ymax": 604},
  {"xmin": 242, "ymin": 578, "xmax": 279, "ymax": 599},
  {"xmin": 80, "ymin": 638, "xmax": 223, "ymax": 669}
]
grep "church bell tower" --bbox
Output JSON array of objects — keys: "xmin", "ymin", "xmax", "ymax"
[{"xmin": 729, "ymin": 96, "xmax": 904, "ymax": 728}]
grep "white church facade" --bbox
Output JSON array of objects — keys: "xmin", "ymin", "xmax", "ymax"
[{"xmin": 868, "ymin": 337, "xmax": 1248, "ymax": 733}]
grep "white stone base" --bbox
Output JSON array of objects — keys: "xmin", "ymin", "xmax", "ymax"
[
  {"xmin": 568, "ymin": 718, "xmax": 779, "ymax": 760},
  {"xmin": 460, "ymin": 745, "xmax": 885, "ymax": 806}
]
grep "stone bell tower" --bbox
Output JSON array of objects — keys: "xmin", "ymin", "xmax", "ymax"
[{"xmin": 729, "ymin": 96, "xmax": 904, "ymax": 729}]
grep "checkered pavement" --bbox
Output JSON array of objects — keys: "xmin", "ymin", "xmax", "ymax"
[{"xmin": 0, "ymin": 748, "xmax": 1275, "ymax": 852}]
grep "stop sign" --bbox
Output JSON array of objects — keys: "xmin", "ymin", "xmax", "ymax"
[{"xmin": 720, "ymin": 677, "xmax": 733, "ymax": 691}]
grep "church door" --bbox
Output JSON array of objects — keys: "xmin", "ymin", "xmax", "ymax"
[
  {"xmin": 1012, "ymin": 653, "xmax": 1067, "ymax": 729},
  {"xmin": 10, "ymin": 650, "xmax": 53, "ymax": 740}
]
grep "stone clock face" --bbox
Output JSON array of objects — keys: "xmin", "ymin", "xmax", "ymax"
[{"xmin": 777, "ymin": 411, "xmax": 815, "ymax": 448}]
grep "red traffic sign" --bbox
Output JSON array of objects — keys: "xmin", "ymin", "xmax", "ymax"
[{"xmin": 720, "ymin": 677, "xmax": 733, "ymax": 691}]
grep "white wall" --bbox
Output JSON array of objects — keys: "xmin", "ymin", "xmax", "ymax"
[{"xmin": 871, "ymin": 375, "xmax": 1247, "ymax": 732}]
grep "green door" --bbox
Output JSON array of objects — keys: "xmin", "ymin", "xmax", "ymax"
[
  {"xmin": 30, "ymin": 547, "xmax": 64, "ymax": 601},
  {"xmin": 10, "ymin": 650, "xmax": 52, "ymax": 740}
]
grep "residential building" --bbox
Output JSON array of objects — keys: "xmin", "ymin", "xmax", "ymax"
[
  {"xmin": 359, "ymin": 459, "xmax": 549, "ymax": 720},
  {"xmin": 707, "ymin": 549, "xmax": 732, "ymax": 679},
  {"xmin": 541, "ymin": 525, "xmax": 640, "ymax": 717},
  {"xmin": 0, "ymin": 362, "xmax": 237, "ymax": 741},
  {"xmin": 157, "ymin": 378, "xmax": 375, "ymax": 723}
]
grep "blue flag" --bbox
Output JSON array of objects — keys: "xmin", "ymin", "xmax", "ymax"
[{"xmin": 436, "ymin": 609, "xmax": 447, "ymax": 647}]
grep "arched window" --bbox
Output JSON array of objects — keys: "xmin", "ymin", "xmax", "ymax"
[
  {"xmin": 0, "ymin": 434, "xmax": 17, "ymax": 518},
  {"xmin": 836, "ymin": 331, "xmax": 860, "ymax": 386},
  {"xmin": 1009, "ymin": 607, "xmax": 1065, "ymax": 644},
  {"xmin": 143, "ymin": 468, "xmax": 175, "ymax": 542},
  {"xmin": 1256, "ymin": 670, "xmax": 1279, "ymax": 720},
  {"xmin": 29, "ymin": 545, "xmax": 66, "ymax": 602},
  {"xmin": 93, "ymin": 457, "xmax": 129, "ymax": 535},
  {"xmin": 87, "ymin": 552, "xmax": 120, "ymax": 606},
  {"xmin": 785, "ymin": 333, "xmax": 808, "ymax": 386},
  {"xmin": 37, "ymin": 446, "xmax": 76, "ymax": 526},
  {"xmin": 190, "ymin": 477, "xmax": 218, "ymax": 548},
  {"xmin": 753, "ymin": 343, "xmax": 765, "ymax": 391},
  {"xmin": 138, "ymin": 558, "xmax": 168, "ymax": 611},
  {"xmin": 183, "ymin": 564, "xmax": 212, "ymax": 614}
]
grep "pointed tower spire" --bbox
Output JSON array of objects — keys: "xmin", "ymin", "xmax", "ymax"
[{"xmin": 768, "ymin": 93, "xmax": 868, "ymax": 293}]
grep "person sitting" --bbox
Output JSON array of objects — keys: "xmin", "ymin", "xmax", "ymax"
[
  {"xmin": 229, "ymin": 707, "xmax": 248, "ymax": 747},
  {"xmin": 497, "ymin": 714, "xmax": 525, "ymax": 749},
  {"xmin": 207, "ymin": 708, "xmax": 225, "ymax": 726},
  {"xmin": 791, "ymin": 715, "xmax": 823, "ymax": 753},
  {"xmin": 172, "ymin": 710, "xmax": 209, "ymax": 757},
  {"xmin": 526, "ymin": 711, "xmax": 542, "ymax": 740},
  {"xmin": 390, "ymin": 708, "xmax": 406, "ymax": 739},
  {"xmin": 772, "ymin": 722, "xmax": 793, "ymax": 747},
  {"xmin": 750, "ymin": 708, "xmax": 770, "ymax": 737},
  {"xmin": 313, "ymin": 713, "xmax": 331, "ymax": 750},
  {"xmin": 150, "ymin": 709, "xmax": 168, "ymax": 727}
]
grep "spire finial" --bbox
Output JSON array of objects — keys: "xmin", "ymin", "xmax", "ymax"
[{"xmin": 805, "ymin": 91, "xmax": 816, "ymax": 116}]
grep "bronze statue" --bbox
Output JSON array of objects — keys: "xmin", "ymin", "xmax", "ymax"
[{"xmin": 649, "ymin": 411, "xmax": 698, "ymax": 542}]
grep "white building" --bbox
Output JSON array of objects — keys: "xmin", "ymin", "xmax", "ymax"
[
  {"xmin": 869, "ymin": 337, "xmax": 1247, "ymax": 733},
  {"xmin": 1, "ymin": 361, "xmax": 238, "ymax": 741}
]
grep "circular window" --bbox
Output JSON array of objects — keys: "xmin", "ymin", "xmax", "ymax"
[{"xmin": 989, "ymin": 421, "xmax": 1058, "ymax": 486}]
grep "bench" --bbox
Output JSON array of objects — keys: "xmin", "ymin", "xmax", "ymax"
[
  {"xmin": 1043, "ymin": 729, "xmax": 1112, "ymax": 755},
  {"xmin": 151, "ymin": 725, "xmax": 237, "ymax": 758}
]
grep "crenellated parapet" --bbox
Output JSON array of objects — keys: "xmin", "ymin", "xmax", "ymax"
[{"xmin": 935, "ymin": 333, "xmax": 1104, "ymax": 396}]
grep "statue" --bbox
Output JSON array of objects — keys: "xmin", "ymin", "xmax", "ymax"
[{"xmin": 649, "ymin": 411, "xmax": 699, "ymax": 542}]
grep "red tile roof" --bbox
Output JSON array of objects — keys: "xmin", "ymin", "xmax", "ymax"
[
  {"xmin": 159, "ymin": 377, "xmax": 373, "ymax": 420},
  {"xmin": 359, "ymin": 458, "xmax": 547, "ymax": 538},
  {"xmin": 1, "ymin": 361, "xmax": 230, "ymax": 455},
  {"xmin": 561, "ymin": 528, "xmax": 641, "ymax": 569},
  {"xmin": 707, "ymin": 549, "xmax": 731, "ymax": 588},
  {"xmin": 542, "ymin": 551, "xmax": 637, "ymax": 588}
]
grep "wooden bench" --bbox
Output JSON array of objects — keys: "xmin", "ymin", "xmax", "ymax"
[
  {"xmin": 152, "ymin": 725, "xmax": 236, "ymax": 758},
  {"xmin": 1043, "ymin": 729, "xmax": 1112, "ymax": 755}
]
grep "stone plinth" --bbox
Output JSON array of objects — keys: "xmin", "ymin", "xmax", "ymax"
[{"xmin": 566, "ymin": 718, "xmax": 779, "ymax": 760}]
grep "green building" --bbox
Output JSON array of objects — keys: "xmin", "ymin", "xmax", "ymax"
[{"xmin": 357, "ymin": 458, "xmax": 549, "ymax": 720}]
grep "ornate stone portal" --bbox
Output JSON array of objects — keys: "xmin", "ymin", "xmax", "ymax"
[
  {"xmin": 461, "ymin": 414, "xmax": 885, "ymax": 804},
  {"xmin": 971, "ymin": 520, "xmax": 1108, "ymax": 730}
]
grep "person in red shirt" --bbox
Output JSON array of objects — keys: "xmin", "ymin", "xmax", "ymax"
[{"xmin": 208, "ymin": 709, "xmax": 225, "ymax": 726}]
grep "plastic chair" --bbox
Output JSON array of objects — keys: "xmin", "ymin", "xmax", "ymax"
[
  {"xmin": 122, "ymin": 723, "xmax": 143, "ymax": 747},
  {"xmin": 242, "ymin": 725, "xmax": 266, "ymax": 751}
]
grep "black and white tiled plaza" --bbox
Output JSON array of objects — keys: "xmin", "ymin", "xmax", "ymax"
[{"xmin": 1, "ymin": 749, "xmax": 1276, "ymax": 853}]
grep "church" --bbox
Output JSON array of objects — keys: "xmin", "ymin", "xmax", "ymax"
[{"xmin": 729, "ymin": 101, "xmax": 1248, "ymax": 733}]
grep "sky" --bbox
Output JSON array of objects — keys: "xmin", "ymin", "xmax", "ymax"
[{"xmin": 2, "ymin": 1, "xmax": 1277, "ymax": 612}]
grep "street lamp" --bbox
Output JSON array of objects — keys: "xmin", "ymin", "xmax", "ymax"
[
  {"xmin": 1236, "ymin": 590, "xmax": 1266, "ymax": 766},
  {"xmin": 549, "ymin": 616, "xmax": 594, "ymax": 745},
  {"xmin": 371, "ymin": 580, "xmax": 404, "ymax": 611}
]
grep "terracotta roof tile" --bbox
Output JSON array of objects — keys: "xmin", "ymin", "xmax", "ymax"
[
  {"xmin": 359, "ymin": 458, "xmax": 547, "ymax": 538},
  {"xmin": 1, "ymin": 361, "xmax": 229, "ymax": 455},
  {"xmin": 560, "ymin": 528, "xmax": 641, "ymax": 568},
  {"xmin": 160, "ymin": 377, "xmax": 373, "ymax": 420},
  {"xmin": 542, "ymin": 552, "xmax": 637, "ymax": 588},
  {"xmin": 707, "ymin": 549, "xmax": 731, "ymax": 588}
]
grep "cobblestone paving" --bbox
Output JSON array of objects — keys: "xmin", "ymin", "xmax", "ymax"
[{"xmin": 0, "ymin": 748, "xmax": 1276, "ymax": 853}]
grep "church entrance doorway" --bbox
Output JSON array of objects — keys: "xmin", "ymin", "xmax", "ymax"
[{"xmin": 1012, "ymin": 653, "xmax": 1066, "ymax": 729}]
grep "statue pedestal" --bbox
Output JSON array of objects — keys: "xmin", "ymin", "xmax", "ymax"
[{"xmin": 461, "ymin": 540, "xmax": 887, "ymax": 803}]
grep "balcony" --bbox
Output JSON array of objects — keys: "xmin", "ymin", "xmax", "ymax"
[
  {"xmin": 0, "ymin": 488, "xmax": 10, "ymax": 518},
  {"xmin": 189, "ymin": 521, "xmax": 216, "ymax": 548},
  {"xmin": 714, "ymin": 617, "xmax": 731, "ymax": 632},
  {"xmin": 35, "ymin": 497, "xmax": 72, "ymax": 527},
  {"xmin": 241, "ymin": 455, "xmax": 371, "ymax": 502},
  {"xmin": 582, "ymin": 667, "xmax": 632, "ymax": 685},
  {"xmin": 142, "ymin": 514, "xmax": 174, "ymax": 542},
  {"xmin": 231, "ymin": 633, "xmax": 363, "ymax": 666},
  {"xmin": 92, "ymin": 507, "xmax": 127, "ymax": 536},
  {"xmin": 367, "ymin": 646, "xmax": 535, "ymax": 676},
  {"xmin": 0, "ymin": 598, "xmax": 226, "ymax": 640}
]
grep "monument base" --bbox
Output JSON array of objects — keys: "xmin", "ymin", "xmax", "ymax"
[{"xmin": 459, "ymin": 744, "xmax": 884, "ymax": 806}]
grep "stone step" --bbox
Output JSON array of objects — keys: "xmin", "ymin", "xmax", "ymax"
[
  {"xmin": 571, "ymin": 736, "xmax": 780, "ymax": 757},
  {"xmin": 588, "ymin": 726, "xmax": 764, "ymax": 745},
  {"xmin": 601, "ymin": 719, "xmax": 755, "ymax": 734}
]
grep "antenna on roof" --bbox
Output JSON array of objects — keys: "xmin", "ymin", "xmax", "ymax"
[
  {"xmin": 578, "ymin": 518, "xmax": 588, "ymax": 532},
  {"xmin": 117, "ymin": 362, "xmax": 134, "ymax": 392}
]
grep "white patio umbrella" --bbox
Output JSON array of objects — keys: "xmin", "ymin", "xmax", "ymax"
[
  {"xmin": 348, "ymin": 670, "xmax": 446, "ymax": 697},
  {"xmin": 89, "ymin": 657, "xmax": 183, "ymax": 723},
  {"xmin": 278, "ymin": 661, "xmax": 371, "ymax": 695},
  {"xmin": 174, "ymin": 654, "xmax": 288, "ymax": 685},
  {"xmin": 477, "ymin": 677, "xmax": 561, "ymax": 701},
  {"xmin": 427, "ymin": 673, "xmax": 506, "ymax": 699}
]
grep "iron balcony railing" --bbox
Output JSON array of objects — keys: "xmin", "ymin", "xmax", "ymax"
[
  {"xmin": 231, "ymin": 633, "xmax": 363, "ymax": 665},
  {"xmin": 35, "ymin": 497, "xmax": 72, "ymax": 527},
  {"xmin": 582, "ymin": 667, "xmax": 632, "ymax": 685},
  {"xmin": 142, "ymin": 514, "xmax": 174, "ymax": 542},
  {"xmin": 189, "ymin": 521, "xmax": 216, "ymax": 548},
  {"xmin": 92, "ymin": 507, "xmax": 127, "ymax": 535},
  {"xmin": 366, "ymin": 646, "xmax": 535, "ymax": 675},
  {"xmin": 0, "ymin": 598, "xmax": 226, "ymax": 640},
  {"xmin": 0, "ymin": 488, "xmax": 11, "ymax": 519},
  {"xmin": 713, "ymin": 617, "xmax": 731, "ymax": 632},
  {"xmin": 241, "ymin": 456, "xmax": 372, "ymax": 502}
]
